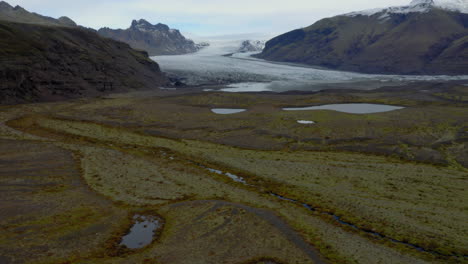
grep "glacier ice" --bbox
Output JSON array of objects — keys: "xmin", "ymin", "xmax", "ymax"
[{"xmin": 152, "ymin": 34, "xmax": 468, "ymax": 93}]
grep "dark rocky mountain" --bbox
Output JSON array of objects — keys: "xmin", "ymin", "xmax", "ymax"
[
  {"xmin": 257, "ymin": 0, "xmax": 468, "ymax": 75},
  {"xmin": 98, "ymin": 19, "xmax": 203, "ymax": 56},
  {"xmin": 0, "ymin": 1, "xmax": 76, "ymax": 27},
  {"xmin": 0, "ymin": 5, "xmax": 167, "ymax": 104}
]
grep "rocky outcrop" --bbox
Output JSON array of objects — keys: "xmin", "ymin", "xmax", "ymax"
[
  {"xmin": 0, "ymin": 1, "xmax": 77, "ymax": 27},
  {"xmin": 98, "ymin": 19, "xmax": 204, "ymax": 56},
  {"xmin": 257, "ymin": 0, "xmax": 468, "ymax": 75},
  {"xmin": 0, "ymin": 20, "xmax": 167, "ymax": 104},
  {"xmin": 238, "ymin": 40, "xmax": 266, "ymax": 53}
]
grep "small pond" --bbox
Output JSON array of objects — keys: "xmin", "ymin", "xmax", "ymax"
[
  {"xmin": 297, "ymin": 120, "xmax": 316, "ymax": 124},
  {"xmin": 211, "ymin": 108, "xmax": 247, "ymax": 114},
  {"xmin": 283, "ymin": 103, "xmax": 404, "ymax": 114},
  {"xmin": 120, "ymin": 215, "xmax": 162, "ymax": 249}
]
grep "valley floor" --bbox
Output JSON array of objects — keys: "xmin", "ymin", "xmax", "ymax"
[{"xmin": 0, "ymin": 82, "xmax": 467, "ymax": 264}]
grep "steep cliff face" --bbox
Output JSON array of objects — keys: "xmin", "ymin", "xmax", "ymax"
[
  {"xmin": 257, "ymin": 0, "xmax": 468, "ymax": 75},
  {"xmin": 98, "ymin": 19, "xmax": 203, "ymax": 56},
  {"xmin": 0, "ymin": 21, "xmax": 167, "ymax": 104},
  {"xmin": 0, "ymin": 1, "xmax": 76, "ymax": 27}
]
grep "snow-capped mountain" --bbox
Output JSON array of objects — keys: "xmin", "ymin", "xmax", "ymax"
[
  {"xmin": 346, "ymin": 0, "xmax": 467, "ymax": 17},
  {"xmin": 98, "ymin": 19, "xmax": 207, "ymax": 56},
  {"xmin": 257, "ymin": 0, "xmax": 468, "ymax": 75}
]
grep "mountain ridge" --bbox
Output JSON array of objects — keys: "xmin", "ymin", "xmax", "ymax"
[
  {"xmin": 0, "ymin": 3, "xmax": 168, "ymax": 104},
  {"xmin": 0, "ymin": 1, "xmax": 77, "ymax": 27},
  {"xmin": 256, "ymin": 1, "xmax": 468, "ymax": 75},
  {"xmin": 98, "ymin": 19, "xmax": 205, "ymax": 56}
]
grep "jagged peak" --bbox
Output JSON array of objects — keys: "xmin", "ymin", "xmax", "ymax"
[
  {"xmin": 154, "ymin": 23, "xmax": 170, "ymax": 31},
  {"xmin": 131, "ymin": 19, "xmax": 152, "ymax": 28},
  {"xmin": 130, "ymin": 19, "xmax": 173, "ymax": 32}
]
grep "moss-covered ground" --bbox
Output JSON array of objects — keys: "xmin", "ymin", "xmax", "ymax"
[{"xmin": 0, "ymin": 83, "xmax": 466, "ymax": 264}]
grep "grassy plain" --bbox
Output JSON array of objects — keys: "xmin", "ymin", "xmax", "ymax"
[{"xmin": 0, "ymin": 83, "xmax": 467, "ymax": 263}]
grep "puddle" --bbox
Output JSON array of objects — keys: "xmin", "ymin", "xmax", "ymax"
[
  {"xmin": 120, "ymin": 215, "xmax": 161, "ymax": 249},
  {"xmin": 207, "ymin": 168, "xmax": 247, "ymax": 184},
  {"xmin": 284, "ymin": 103, "xmax": 404, "ymax": 114},
  {"xmin": 211, "ymin": 108, "xmax": 247, "ymax": 114},
  {"xmin": 297, "ymin": 120, "xmax": 316, "ymax": 124}
]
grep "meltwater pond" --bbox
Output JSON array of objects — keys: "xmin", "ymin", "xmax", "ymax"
[
  {"xmin": 120, "ymin": 215, "xmax": 162, "ymax": 249},
  {"xmin": 284, "ymin": 104, "xmax": 404, "ymax": 114},
  {"xmin": 211, "ymin": 108, "xmax": 246, "ymax": 114},
  {"xmin": 297, "ymin": 120, "xmax": 316, "ymax": 124}
]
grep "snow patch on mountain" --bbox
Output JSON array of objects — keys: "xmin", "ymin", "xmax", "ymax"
[
  {"xmin": 437, "ymin": 0, "xmax": 468, "ymax": 13},
  {"xmin": 345, "ymin": 0, "xmax": 467, "ymax": 17},
  {"xmin": 238, "ymin": 40, "xmax": 266, "ymax": 53}
]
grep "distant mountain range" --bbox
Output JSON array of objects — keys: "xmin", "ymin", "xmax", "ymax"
[
  {"xmin": 257, "ymin": 0, "xmax": 468, "ymax": 75},
  {"xmin": 98, "ymin": 19, "xmax": 207, "ymax": 56},
  {"xmin": 0, "ymin": 1, "xmax": 167, "ymax": 104}
]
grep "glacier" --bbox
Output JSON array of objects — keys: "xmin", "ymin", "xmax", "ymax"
[{"xmin": 152, "ymin": 34, "xmax": 468, "ymax": 93}]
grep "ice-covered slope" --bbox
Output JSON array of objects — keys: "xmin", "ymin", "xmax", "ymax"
[
  {"xmin": 346, "ymin": 0, "xmax": 467, "ymax": 17},
  {"xmin": 153, "ymin": 35, "xmax": 468, "ymax": 92}
]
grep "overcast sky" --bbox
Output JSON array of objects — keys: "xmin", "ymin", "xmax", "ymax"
[{"xmin": 7, "ymin": 0, "xmax": 412, "ymax": 35}]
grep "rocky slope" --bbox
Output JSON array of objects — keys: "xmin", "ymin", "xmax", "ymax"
[
  {"xmin": 0, "ymin": 20, "xmax": 167, "ymax": 104},
  {"xmin": 98, "ymin": 19, "xmax": 203, "ymax": 56},
  {"xmin": 0, "ymin": 1, "xmax": 76, "ymax": 27},
  {"xmin": 257, "ymin": 0, "xmax": 468, "ymax": 75}
]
